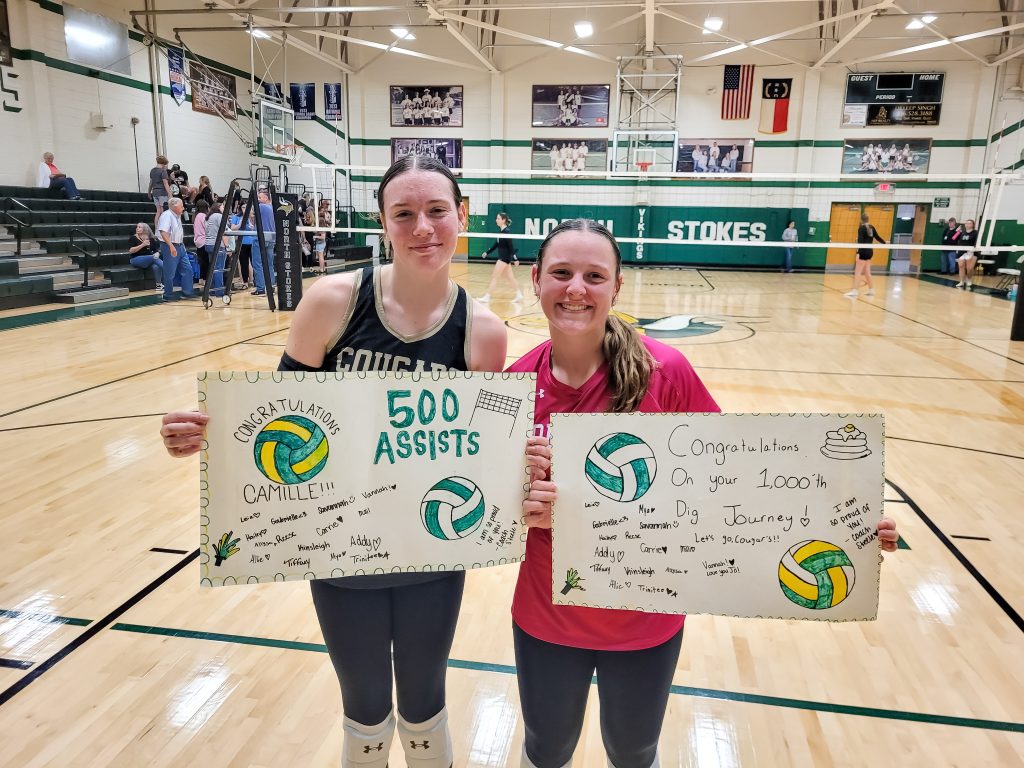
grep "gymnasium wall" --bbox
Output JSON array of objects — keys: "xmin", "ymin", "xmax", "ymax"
[
  {"xmin": 1, "ymin": 0, "xmax": 260, "ymax": 192},
  {"xmin": 3, "ymin": 0, "xmax": 1023, "ymax": 269}
]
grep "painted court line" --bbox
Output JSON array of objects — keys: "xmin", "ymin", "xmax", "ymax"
[{"xmin": 106, "ymin": 623, "xmax": 1024, "ymax": 734}]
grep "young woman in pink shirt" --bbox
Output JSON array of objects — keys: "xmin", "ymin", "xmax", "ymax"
[{"xmin": 509, "ymin": 219, "xmax": 900, "ymax": 768}]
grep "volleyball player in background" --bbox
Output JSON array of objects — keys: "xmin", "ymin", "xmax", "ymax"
[{"xmin": 479, "ymin": 212, "xmax": 521, "ymax": 303}]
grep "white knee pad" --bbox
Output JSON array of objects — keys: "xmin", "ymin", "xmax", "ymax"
[
  {"xmin": 342, "ymin": 712, "xmax": 395, "ymax": 768},
  {"xmin": 397, "ymin": 708, "xmax": 454, "ymax": 768}
]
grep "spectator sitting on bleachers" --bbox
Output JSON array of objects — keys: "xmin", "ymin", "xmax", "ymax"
[
  {"xmin": 127, "ymin": 222, "xmax": 163, "ymax": 289},
  {"xmin": 170, "ymin": 164, "xmax": 193, "ymax": 201},
  {"xmin": 37, "ymin": 152, "xmax": 82, "ymax": 200},
  {"xmin": 192, "ymin": 176, "xmax": 214, "ymax": 207}
]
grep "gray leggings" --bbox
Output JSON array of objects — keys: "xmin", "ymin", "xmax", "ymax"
[
  {"xmin": 514, "ymin": 622, "xmax": 683, "ymax": 768},
  {"xmin": 310, "ymin": 573, "xmax": 464, "ymax": 726}
]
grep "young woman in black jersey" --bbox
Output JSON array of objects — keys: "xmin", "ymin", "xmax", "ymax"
[
  {"xmin": 160, "ymin": 155, "xmax": 507, "ymax": 768},
  {"xmin": 954, "ymin": 219, "xmax": 979, "ymax": 289},
  {"xmin": 479, "ymin": 212, "xmax": 522, "ymax": 303}
]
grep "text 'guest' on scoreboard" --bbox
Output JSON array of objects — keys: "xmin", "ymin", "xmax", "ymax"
[{"xmin": 842, "ymin": 72, "xmax": 944, "ymax": 128}]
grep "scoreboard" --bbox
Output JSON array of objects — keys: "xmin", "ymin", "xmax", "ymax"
[{"xmin": 842, "ymin": 73, "xmax": 944, "ymax": 127}]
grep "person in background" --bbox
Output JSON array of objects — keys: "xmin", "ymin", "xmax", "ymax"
[
  {"xmin": 204, "ymin": 202, "xmax": 229, "ymax": 296},
  {"xmin": 192, "ymin": 200, "xmax": 209, "ymax": 286},
  {"xmin": 37, "ymin": 152, "xmax": 82, "ymax": 199},
  {"xmin": 157, "ymin": 198, "xmax": 195, "ymax": 302},
  {"xmin": 940, "ymin": 217, "xmax": 960, "ymax": 276},
  {"xmin": 250, "ymin": 189, "xmax": 276, "ymax": 297},
  {"xmin": 845, "ymin": 213, "xmax": 885, "ymax": 298},
  {"xmin": 127, "ymin": 222, "xmax": 163, "ymax": 289},
  {"xmin": 479, "ymin": 212, "xmax": 521, "ymax": 302},
  {"xmin": 230, "ymin": 201, "xmax": 253, "ymax": 290},
  {"xmin": 149, "ymin": 156, "xmax": 172, "ymax": 230},
  {"xmin": 955, "ymin": 219, "xmax": 979, "ymax": 289},
  {"xmin": 781, "ymin": 220, "xmax": 799, "ymax": 273},
  {"xmin": 169, "ymin": 164, "xmax": 192, "ymax": 201},
  {"xmin": 192, "ymin": 175, "xmax": 214, "ymax": 207}
]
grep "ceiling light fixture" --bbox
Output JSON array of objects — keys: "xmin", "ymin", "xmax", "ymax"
[
  {"xmin": 247, "ymin": 28, "xmax": 271, "ymax": 39},
  {"xmin": 390, "ymin": 27, "xmax": 415, "ymax": 40},
  {"xmin": 574, "ymin": 21, "xmax": 594, "ymax": 38},
  {"xmin": 921, "ymin": 14, "xmax": 937, "ymax": 24},
  {"xmin": 905, "ymin": 19, "xmax": 925, "ymax": 30},
  {"xmin": 703, "ymin": 17, "xmax": 724, "ymax": 33}
]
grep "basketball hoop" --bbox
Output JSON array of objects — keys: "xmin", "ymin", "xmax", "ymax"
[{"xmin": 636, "ymin": 161, "xmax": 652, "ymax": 175}]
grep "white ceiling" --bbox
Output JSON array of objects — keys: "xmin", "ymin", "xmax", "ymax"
[{"xmin": 138, "ymin": 0, "xmax": 1024, "ymax": 75}]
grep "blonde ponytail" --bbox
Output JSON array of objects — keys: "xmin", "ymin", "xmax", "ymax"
[{"xmin": 603, "ymin": 314, "xmax": 655, "ymax": 412}]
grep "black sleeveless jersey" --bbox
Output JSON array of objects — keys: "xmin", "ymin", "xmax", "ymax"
[
  {"xmin": 323, "ymin": 265, "xmax": 470, "ymax": 373},
  {"xmin": 278, "ymin": 265, "xmax": 474, "ymax": 589}
]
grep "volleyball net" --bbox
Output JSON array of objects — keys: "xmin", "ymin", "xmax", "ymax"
[{"xmin": 300, "ymin": 164, "xmax": 1024, "ymax": 268}]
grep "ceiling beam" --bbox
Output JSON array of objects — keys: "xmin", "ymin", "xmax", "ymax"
[
  {"xmin": 991, "ymin": 42, "xmax": 1024, "ymax": 65},
  {"xmin": 656, "ymin": 7, "xmax": 809, "ymax": 67},
  {"xmin": 844, "ymin": 20, "xmax": 1024, "ymax": 66},
  {"xmin": 892, "ymin": 3, "xmax": 989, "ymax": 67},
  {"xmin": 686, "ymin": 0, "xmax": 890, "ymax": 63},
  {"xmin": 644, "ymin": 0, "xmax": 655, "ymax": 54},
  {"xmin": 813, "ymin": 0, "xmax": 892, "ymax": 69},
  {"xmin": 443, "ymin": 20, "xmax": 500, "ymax": 72},
  {"xmin": 435, "ymin": 11, "xmax": 616, "ymax": 62}
]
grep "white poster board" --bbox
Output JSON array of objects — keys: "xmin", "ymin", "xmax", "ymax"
[
  {"xmin": 550, "ymin": 414, "xmax": 884, "ymax": 621},
  {"xmin": 199, "ymin": 371, "xmax": 535, "ymax": 587}
]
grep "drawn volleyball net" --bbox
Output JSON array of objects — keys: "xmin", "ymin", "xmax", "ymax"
[{"xmin": 301, "ymin": 163, "xmax": 1024, "ymax": 268}]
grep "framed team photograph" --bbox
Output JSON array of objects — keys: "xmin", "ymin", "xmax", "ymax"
[
  {"xmin": 840, "ymin": 138, "xmax": 932, "ymax": 174},
  {"xmin": 676, "ymin": 138, "xmax": 754, "ymax": 173},
  {"xmin": 390, "ymin": 86, "xmax": 463, "ymax": 128},
  {"xmin": 531, "ymin": 84, "xmax": 610, "ymax": 128},
  {"xmin": 531, "ymin": 139, "xmax": 608, "ymax": 176},
  {"xmin": 190, "ymin": 65, "xmax": 237, "ymax": 120},
  {"xmin": 391, "ymin": 138, "xmax": 464, "ymax": 173}
]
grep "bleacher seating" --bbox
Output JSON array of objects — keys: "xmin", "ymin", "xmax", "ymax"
[{"xmin": 0, "ymin": 185, "xmax": 191, "ymax": 308}]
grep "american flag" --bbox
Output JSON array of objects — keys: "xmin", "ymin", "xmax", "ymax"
[{"xmin": 722, "ymin": 64, "xmax": 755, "ymax": 120}]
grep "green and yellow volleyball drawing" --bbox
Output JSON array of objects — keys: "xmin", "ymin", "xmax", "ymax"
[
  {"xmin": 253, "ymin": 415, "xmax": 329, "ymax": 484},
  {"xmin": 420, "ymin": 477, "xmax": 486, "ymax": 541},
  {"xmin": 584, "ymin": 432, "xmax": 657, "ymax": 502},
  {"xmin": 778, "ymin": 540, "xmax": 856, "ymax": 610}
]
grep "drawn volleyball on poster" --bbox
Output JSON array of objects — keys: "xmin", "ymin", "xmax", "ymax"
[
  {"xmin": 778, "ymin": 540, "xmax": 856, "ymax": 610},
  {"xmin": 584, "ymin": 432, "xmax": 657, "ymax": 502},
  {"xmin": 253, "ymin": 415, "xmax": 330, "ymax": 484},
  {"xmin": 420, "ymin": 476, "xmax": 486, "ymax": 540}
]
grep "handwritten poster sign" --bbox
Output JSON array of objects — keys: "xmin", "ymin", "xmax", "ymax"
[
  {"xmin": 199, "ymin": 371, "xmax": 535, "ymax": 587},
  {"xmin": 550, "ymin": 414, "xmax": 884, "ymax": 621}
]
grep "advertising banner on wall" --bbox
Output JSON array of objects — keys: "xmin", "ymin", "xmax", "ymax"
[
  {"xmin": 483, "ymin": 202, "xmax": 808, "ymax": 266},
  {"xmin": 324, "ymin": 82, "xmax": 343, "ymax": 122},
  {"xmin": 290, "ymin": 82, "xmax": 315, "ymax": 120}
]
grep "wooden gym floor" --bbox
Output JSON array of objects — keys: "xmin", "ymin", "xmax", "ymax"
[{"xmin": 0, "ymin": 265, "xmax": 1022, "ymax": 767}]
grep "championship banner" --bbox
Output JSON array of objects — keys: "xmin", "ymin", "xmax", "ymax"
[
  {"xmin": 199, "ymin": 373, "xmax": 535, "ymax": 587},
  {"xmin": 290, "ymin": 82, "xmax": 315, "ymax": 120},
  {"xmin": 167, "ymin": 45, "xmax": 186, "ymax": 106},
  {"xmin": 550, "ymin": 413, "xmax": 884, "ymax": 621},
  {"xmin": 324, "ymin": 82, "xmax": 342, "ymax": 122}
]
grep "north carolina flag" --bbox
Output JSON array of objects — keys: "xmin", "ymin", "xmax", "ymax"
[{"xmin": 759, "ymin": 78, "xmax": 792, "ymax": 134}]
